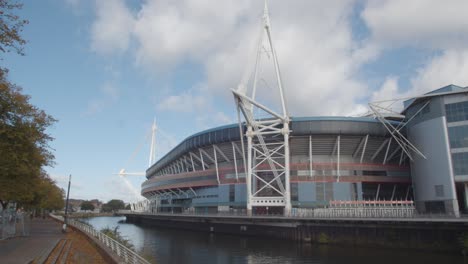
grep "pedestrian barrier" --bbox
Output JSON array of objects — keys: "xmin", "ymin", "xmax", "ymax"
[{"xmin": 50, "ymin": 214, "xmax": 150, "ymax": 264}]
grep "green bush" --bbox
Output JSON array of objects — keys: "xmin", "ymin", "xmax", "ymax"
[{"xmin": 101, "ymin": 226, "xmax": 135, "ymax": 250}]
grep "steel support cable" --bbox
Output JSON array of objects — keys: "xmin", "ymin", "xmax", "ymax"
[
  {"xmin": 123, "ymin": 129, "xmax": 152, "ymax": 170},
  {"xmin": 369, "ymin": 104, "xmax": 426, "ymax": 160},
  {"xmin": 394, "ymin": 100, "xmax": 431, "ymax": 132}
]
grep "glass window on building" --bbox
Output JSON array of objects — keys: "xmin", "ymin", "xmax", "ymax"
[
  {"xmin": 291, "ymin": 183, "xmax": 298, "ymax": 201},
  {"xmin": 445, "ymin": 101, "xmax": 468, "ymax": 123},
  {"xmin": 452, "ymin": 152, "xmax": 468, "ymax": 175},
  {"xmin": 448, "ymin": 125, "xmax": 468, "ymax": 148},
  {"xmin": 229, "ymin": 184, "xmax": 235, "ymax": 202}
]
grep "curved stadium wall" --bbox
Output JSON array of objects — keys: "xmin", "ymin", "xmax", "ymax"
[{"xmin": 142, "ymin": 117, "xmax": 412, "ymax": 213}]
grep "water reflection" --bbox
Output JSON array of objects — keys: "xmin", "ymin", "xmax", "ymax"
[{"xmin": 83, "ymin": 216, "xmax": 463, "ymax": 264}]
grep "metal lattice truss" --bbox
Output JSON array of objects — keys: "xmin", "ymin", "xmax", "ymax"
[
  {"xmin": 232, "ymin": 2, "xmax": 291, "ymax": 215},
  {"xmin": 368, "ymin": 99, "xmax": 428, "ymax": 162}
]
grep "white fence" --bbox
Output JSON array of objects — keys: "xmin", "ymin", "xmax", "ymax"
[
  {"xmin": 50, "ymin": 214, "xmax": 150, "ymax": 264},
  {"xmin": 291, "ymin": 206, "xmax": 416, "ymax": 218}
]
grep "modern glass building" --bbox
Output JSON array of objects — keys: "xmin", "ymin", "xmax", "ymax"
[{"xmin": 404, "ymin": 84, "xmax": 468, "ymax": 216}]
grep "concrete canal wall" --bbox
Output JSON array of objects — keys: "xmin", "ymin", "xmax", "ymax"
[{"xmin": 125, "ymin": 213, "xmax": 468, "ymax": 253}]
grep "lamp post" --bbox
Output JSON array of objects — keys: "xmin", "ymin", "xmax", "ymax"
[{"xmin": 63, "ymin": 174, "xmax": 71, "ymax": 232}]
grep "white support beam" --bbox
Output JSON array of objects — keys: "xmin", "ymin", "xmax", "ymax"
[
  {"xmin": 213, "ymin": 146, "xmax": 220, "ymax": 184},
  {"xmin": 331, "ymin": 136, "xmax": 339, "ymax": 156},
  {"xmin": 178, "ymin": 160, "xmax": 184, "ymax": 173},
  {"xmin": 369, "ymin": 103, "xmax": 427, "ymax": 161},
  {"xmin": 353, "ymin": 136, "xmax": 366, "ymax": 158},
  {"xmin": 360, "ymin": 135, "xmax": 369, "ymax": 164},
  {"xmin": 190, "ymin": 154, "xmax": 196, "ymax": 172},
  {"xmin": 169, "ymin": 189, "xmax": 179, "ymax": 198},
  {"xmin": 391, "ymin": 184, "xmax": 396, "ymax": 201},
  {"xmin": 177, "ymin": 188, "xmax": 189, "ymax": 198},
  {"xmin": 375, "ymin": 184, "xmax": 381, "ymax": 200},
  {"xmin": 200, "ymin": 148, "xmax": 216, "ymax": 164},
  {"xmin": 232, "ymin": 142, "xmax": 239, "ymax": 181},
  {"xmin": 199, "ymin": 149, "xmax": 206, "ymax": 170},
  {"xmin": 383, "ymin": 138, "xmax": 393, "ymax": 165},
  {"xmin": 309, "ymin": 135, "xmax": 313, "ymax": 177},
  {"xmin": 190, "ymin": 151, "xmax": 208, "ymax": 170},
  {"xmin": 387, "ymin": 145, "xmax": 401, "ymax": 163},
  {"xmin": 371, "ymin": 138, "xmax": 390, "ymax": 161},
  {"xmin": 337, "ymin": 135, "xmax": 341, "ymax": 182},
  {"xmin": 232, "ymin": 2, "xmax": 291, "ymax": 216},
  {"xmin": 182, "ymin": 156, "xmax": 192, "ymax": 172},
  {"xmin": 214, "ymin": 145, "xmax": 230, "ymax": 162},
  {"xmin": 189, "ymin": 187, "xmax": 197, "ymax": 196},
  {"xmin": 399, "ymin": 149, "xmax": 405, "ymax": 166}
]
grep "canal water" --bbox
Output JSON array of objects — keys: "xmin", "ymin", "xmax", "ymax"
[{"xmin": 82, "ymin": 216, "xmax": 464, "ymax": 264}]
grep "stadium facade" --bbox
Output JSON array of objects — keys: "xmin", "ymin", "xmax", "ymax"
[{"xmin": 140, "ymin": 85, "xmax": 468, "ymax": 216}]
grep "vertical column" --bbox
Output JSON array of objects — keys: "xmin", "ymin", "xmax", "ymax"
[
  {"xmin": 232, "ymin": 142, "xmax": 239, "ymax": 182},
  {"xmin": 337, "ymin": 135, "xmax": 341, "ymax": 182},
  {"xmin": 309, "ymin": 135, "xmax": 313, "ymax": 178},
  {"xmin": 246, "ymin": 126, "xmax": 253, "ymax": 216},
  {"xmin": 464, "ymin": 183, "xmax": 468, "ymax": 212},
  {"xmin": 199, "ymin": 149, "xmax": 205, "ymax": 171},
  {"xmin": 213, "ymin": 146, "xmax": 220, "ymax": 184},
  {"xmin": 283, "ymin": 122, "xmax": 291, "ymax": 216},
  {"xmin": 190, "ymin": 154, "xmax": 196, "ymax": 172}
]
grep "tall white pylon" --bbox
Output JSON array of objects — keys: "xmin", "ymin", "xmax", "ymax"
[
  {"xmin": 117, "ymin": 118, "xmax": 158, "ymax": 177},
  {"xmin": 149, "ymin": 118, "xmax": 157, "ymax": 167},
  {"xmin": 232, "ymin": 1, "xmax": 291, "ymax": 216}
]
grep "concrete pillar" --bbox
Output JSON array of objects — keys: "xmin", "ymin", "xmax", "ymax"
[
  {"xmin": 246, "ymin": 126, "xmax": 253, "ymax": 216},
  {"xmin": 464, "ymin": 183, "xmax": 468, "ymax": 213}
]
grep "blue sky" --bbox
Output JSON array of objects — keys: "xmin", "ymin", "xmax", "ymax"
[{"xmin": 3, "ymin": 0, "xmax": 468, "ymax": 203}]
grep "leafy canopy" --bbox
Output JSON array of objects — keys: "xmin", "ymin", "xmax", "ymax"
[
  {"xmin": 101, "ymin": 199, "xmax": 125, "ymax": 212},
  {"xmin": 81, "ymin": 201, "xmax": 95, "ymax": 211},
  {"xmin": 0, "ymin": 1, "xmax": 60, "ymax": 210},
  {"xmin": 0, "ymin": 0, "xmax": 28, "ymax": 56}
]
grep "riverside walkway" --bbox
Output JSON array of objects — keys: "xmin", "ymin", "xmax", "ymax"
[{"xmin": 0, "ymin": 217, "xmax": 108, "ymax": 264}]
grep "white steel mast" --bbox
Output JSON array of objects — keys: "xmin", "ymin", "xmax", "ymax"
[
  {"xmin": 232, "ymin": 1, "xmax": 291, "ymax": 216},
  {"xmin": 117, "ymin": 119, "xmax": 158, "ymax": 177},
  {"xmin": 149, "ymin": 118, "xmax": 157, "ymax": 167}
]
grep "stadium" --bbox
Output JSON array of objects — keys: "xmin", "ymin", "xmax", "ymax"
[
  {"xmin": 138, "ymin": 4, "xmax": 468, "ymax": 217},
  {"xmin": 141, "ymin": 116, "xmax": 413, "ymax": 215}
]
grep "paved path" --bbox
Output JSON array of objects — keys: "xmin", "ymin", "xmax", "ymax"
[{"xmin": 0, "ymin": 218, "xmax": 64, "ymax": 264}]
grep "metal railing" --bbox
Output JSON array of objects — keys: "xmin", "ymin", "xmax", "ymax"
[
  {"xmin": 121, "ymin": 201, "xmax": 468, "ymax": 220},
  {"xmin": 291, "ymin": 206, "xmax": 416, "ymax": 218},
  {"xmin": 50, "ymin": 214, "xmax": 150, "ymax": 264},
  {"xmin": 123, "ymin": 208, "xmax": 417, "ymax": 219}
]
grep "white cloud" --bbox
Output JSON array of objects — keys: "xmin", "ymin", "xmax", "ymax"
[
  {"xmin": 371, "ymin": 76, "xmax": 400, "ymax": 103},
  {"xmin": 90, "ymin": 1, "xmax": 377, "ymax": 117},
  {"xmin": 90, "ymin": 0, "xmax": 468, "ymax": 119},
  {"xmin": 157, "ymin": 90, "xmax": 208, "ymax": 113},
  {"xmin": 363, "ymin": 0, "xmax": 468, "ymax": 111},
  {"xmin": 91, "ymin": 0, "xmax": 134, "ymax": 54},
  {"xmin": 409, "ymin": 50, "xmax": 468, "ymax": 93},
  {"xmin": 362, "ymin": 0, "xmax": 468, "ymax": 49}
]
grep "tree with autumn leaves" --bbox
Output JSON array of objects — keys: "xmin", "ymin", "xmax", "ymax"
[{"xmin": 0, "ymin": 0, "xmax": 63, "ymax": 211}]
